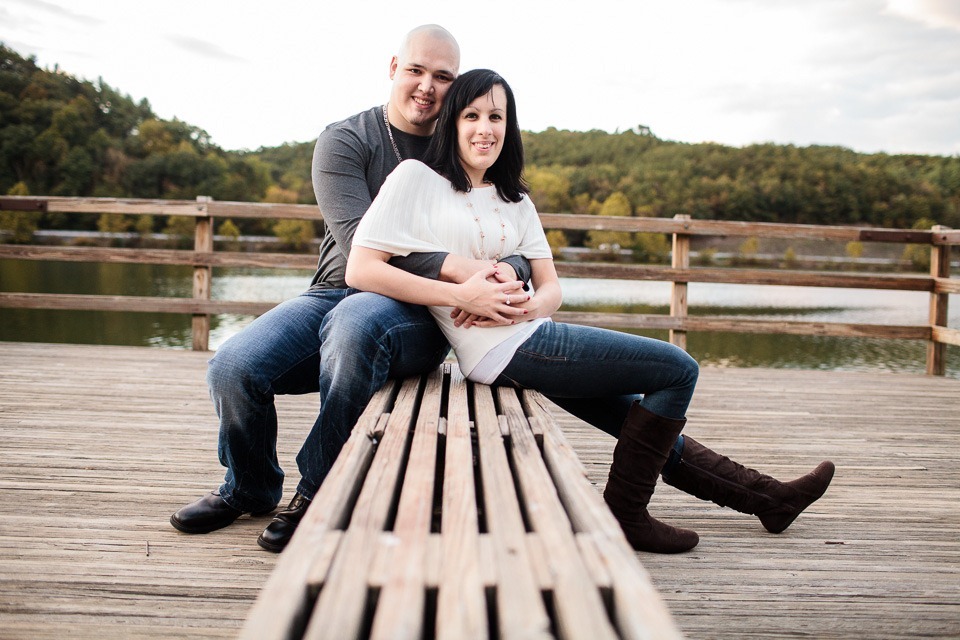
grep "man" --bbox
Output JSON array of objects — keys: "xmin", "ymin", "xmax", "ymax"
[{"xmin": 170, "ymin": 25, "xmax": 531, "ymax": 552}]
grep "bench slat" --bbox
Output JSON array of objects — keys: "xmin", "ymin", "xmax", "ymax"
[
  {"xmin": 240, "ymin": 381, "xmax": 397, "ymax": 640},
  {"xmin": 304, "ymin": 376, "xmax": 422, "ymax": 639},
  {"xmin": 369, "ymin": 367, "xmax": 445, "ymax": 640},
  {"xmin": 436, "ymin": 369, "xmax": 488, "ymax": 639},
  {"xmin": 474, "ymin": 383, "xmax": 554, "ymax": 639},
  {"xmin": 526, "ymin": 390, "xmax": 683, "ymax": 640},
  {"xmin": 498, "ymin": 388, "xmax": 619, "ymax": 640}
]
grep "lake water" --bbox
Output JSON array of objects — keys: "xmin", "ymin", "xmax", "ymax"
[{"xmin": 2, "ymin": 260, "xmax": 957, "ymax": 378}]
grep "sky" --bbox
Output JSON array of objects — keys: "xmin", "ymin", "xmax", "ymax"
[{"xmin": 2, "ymin": 0, "xmax": 959, "ymax": 156}]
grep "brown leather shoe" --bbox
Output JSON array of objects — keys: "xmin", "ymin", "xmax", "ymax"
[
  {"xmin": 257, "ymin": 493, "xmax": 311, "ymax": 553},
  {"xmin": 170, "ymin": 491, "xmax": 274, "ymax": 534}
]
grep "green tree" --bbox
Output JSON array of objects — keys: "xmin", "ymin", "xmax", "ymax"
[
  {"xmin": 0, "ymin": 181, "xmax": 38, "ymax": 243},
  {"xmin": 586, "ymin": 191, "xmax": 633, "ymax": 253},
  {"xmin": 901, "ymin": 218, "xmax": 936, "ymax": 271},
  {"xmin": 545, "ymin": 229, "xmax": 568, "ymax": 255},
  {"xmin": 97, "ymin": 212, "xmax": 132, "ymax": 235},
  {"xmin": 274, "ymin": 219, "xmax": 314, "ymax": 250},
  {"xmin": 526, "ymin": 166, "xmax": 571, "ymax": 213},
  {"xmin": 845, "ymin": 241, "xmax": 864, "ymax": 259},
  {"xmin": 217, "ymin": 218, "xmax": 241, "ymax": 250}
]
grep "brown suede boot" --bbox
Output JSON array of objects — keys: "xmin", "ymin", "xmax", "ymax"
[
  {"xmin": 603, "ymin": 402, "xmax": 699, "ymax": 554},
  {"xmin": 662, "ymin": 436, "xmax": 835, "ymax": 533}
]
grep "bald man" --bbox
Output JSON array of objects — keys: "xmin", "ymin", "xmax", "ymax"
[{"xmin": 170, "ymin": 25, "xmax": 531, "ymax": 552}]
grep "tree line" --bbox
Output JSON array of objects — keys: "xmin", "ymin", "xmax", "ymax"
[{"xmin": 2, "ymin": 43, "xmax": 958, "ymax": 249}]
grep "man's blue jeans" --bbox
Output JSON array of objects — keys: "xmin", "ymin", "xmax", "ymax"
[
  {"xmin": 207, "ymin": 289, "xmax": 448, "ymax": 512},
  {"xmin": 494, "ymin": 322, "xmax": 700, "ymax": 436}
]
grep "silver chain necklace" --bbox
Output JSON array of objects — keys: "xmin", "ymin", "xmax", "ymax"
[{"xmin": 382, "ymin": 104, "xmax": 403, "ymax": 163}]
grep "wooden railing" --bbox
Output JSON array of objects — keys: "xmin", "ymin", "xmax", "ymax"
[{"xmin": 1, "ymin": 195, "xmax": 958, "ymax": 374}]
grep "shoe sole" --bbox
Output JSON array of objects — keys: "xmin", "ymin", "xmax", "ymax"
[
  {"xmin": 256, "ymin": 535, "xmax": 287, "ymax": 553},
  {"xmin": 169, "ymin": 508, "xmax": 276, "ymax": 535}
]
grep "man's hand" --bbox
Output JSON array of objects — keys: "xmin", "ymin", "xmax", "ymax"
[{"xmin": 450, "ymin": 267, "xmax": 529, "ymax": 327}]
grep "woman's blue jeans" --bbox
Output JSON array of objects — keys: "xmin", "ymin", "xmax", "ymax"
[
  {"xmin": 207, "ymin": 289, "xmax": 448, "ymax": 512},
  {"xmin": 494, "ymin": 322, "xmax": 699, "ymax": 437}
]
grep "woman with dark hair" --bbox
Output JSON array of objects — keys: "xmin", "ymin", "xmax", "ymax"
[{"xmin": 346, "ymin": 69, "xmax": 834, "ymax": 553}]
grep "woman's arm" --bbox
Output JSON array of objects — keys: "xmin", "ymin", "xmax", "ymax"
[{"xmin": 346, "ymin": 246, "xmax": 529, "ymax": 323}]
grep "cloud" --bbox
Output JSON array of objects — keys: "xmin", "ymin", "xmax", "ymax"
[
  {"xmin": 3, "ymin": 0, "xmax": 100, "ymax": 26},
  {"xmin": 884, "ymin": 0, "xmax": 960, "ymax": 32},
  {"xmin": 165, "ymin": 35, "xmax": 245, "ymax": 63}
]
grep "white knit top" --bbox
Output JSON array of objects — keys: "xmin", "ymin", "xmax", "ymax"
[{"xmin": 353, "ymin": 160, "xmax": 554, "ymax": 381}]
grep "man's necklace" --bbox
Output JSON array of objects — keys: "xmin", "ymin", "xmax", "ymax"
[{"xmin": 382, "ymin": 104, "xmax": 403, "ymax": 163}]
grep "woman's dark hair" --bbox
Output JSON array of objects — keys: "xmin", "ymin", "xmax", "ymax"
[{"xmin": 423, "ymin": 68, "xmax": 529, "ymax": 203}]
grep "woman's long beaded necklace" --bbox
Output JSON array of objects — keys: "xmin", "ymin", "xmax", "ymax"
[
  {"xmin": 465, "ymin": 187, "xmax": 507, "ymax": 261},
  {"xmin": 385, "ymin": 103, "xmax": 504, "ymax": 260}
]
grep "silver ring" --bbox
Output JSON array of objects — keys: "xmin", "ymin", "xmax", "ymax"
[{"xmin": 505, "ymin": 297, "xmax": 511, "ymax": 305}]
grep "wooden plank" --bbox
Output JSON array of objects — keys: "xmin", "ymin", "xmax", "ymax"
[
  {"xmin": 554, "ymin": 263, "xmax": 934, "ymax": 292},
  {"xmin": 0, "ymin": 244, "xmax": 318, "ymax": 269},
  {"xmin": 497, "ymin": 388, "xmax": 618, "ymax": 640},
  {"xmin": 303, "ymin": 376, "xmax": 422, "ymax": 640},
  {"xmin": 473, "ymin": 383, "xmax": 553, "ymax": 639},
  {"xmin": 935, "ymin": 276, "xmax": 960, "ymax": 295},
  {"xmin": 208, "ymin": 200, "xmax": 321, "ymax": 221},
  {"xmin": 239, "ymin": 381, "xmax": 398, "ymax": 640},
  {"xmin": 369, "ymin": 367, "xmax": 446, "ymax": 640},
  {"xmin": 554, "ymin": 311, "xmax": 930, "ymax": 340},
  {"xmin": 524, "ymin": 391, "xmax": 683, "ymax": 640},
  {"xmin": 932, "ymin": 325, "xmax": 960, "ymax": 347},
  {"xmin": 0, "ymin": 292, "xmax": 278, "ymax": 316},
  {"xmin": 669, "ymin": 215, "xmax": 691, "ymax": 349},
  {"xmin": 538, "ymin": 213, "xmax": 935, "ymax": 244},
  {"xmin": 43, "ymin": 196, "xmax": 203, "ymax": 216},
  {"xmin": 2, "ymin": 343, "xmax": 959, "ymax": 640},
  {"xmin": 0, "ymin": 293, "xmax": 933, "ymax": 345},
  {"xmin": 191, "ymin": 207, "xmax": 214, "ymax": 352},
  {"xmin": 436, "ymin": 370, "xmax": 487, "ymax": 640}
]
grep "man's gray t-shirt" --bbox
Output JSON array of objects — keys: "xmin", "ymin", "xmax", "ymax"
[{"xmin": 309, "ymin": 106, "xmax": 436, "ymax": 289}]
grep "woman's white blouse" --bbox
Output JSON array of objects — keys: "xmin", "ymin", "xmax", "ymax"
[{"xmin": 353, "ymin": 160, "xmax": 553, "ymax": 380}]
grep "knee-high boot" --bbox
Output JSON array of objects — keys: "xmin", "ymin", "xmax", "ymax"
[
  {"xmin": 663, "ymin": 436, "xmax": 835, "ymax": 533},
  {"xmin": 603, "ymin": 402, "xmax": 699, "ymax": 553}
]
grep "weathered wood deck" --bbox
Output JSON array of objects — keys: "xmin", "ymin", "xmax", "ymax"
[{"xmin": 0, "ymin": 341, "xmax": 958, "ymax": 639}]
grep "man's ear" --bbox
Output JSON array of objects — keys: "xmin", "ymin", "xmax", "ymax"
[{"xmin": 388, "ymin": 56, "xmax": 399, "ymax": 80}]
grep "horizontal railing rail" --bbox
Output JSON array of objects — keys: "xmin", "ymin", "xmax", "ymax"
[{"xmin": 1, "ymin": 195, "xmax": 956, "ymax": 374}]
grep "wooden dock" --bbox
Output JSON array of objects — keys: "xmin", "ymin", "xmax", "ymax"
[{"xmin": 0, "ymin": 341, "xmax": 958, "ymax": 639}]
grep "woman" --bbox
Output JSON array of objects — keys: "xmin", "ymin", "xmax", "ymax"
[{"xmin": 346, "ymin": 69, "xmax": 834, "ymax": 553}]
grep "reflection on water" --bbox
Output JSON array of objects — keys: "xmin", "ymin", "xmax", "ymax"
[{"xmin": 2, "ymin": 261, "xmax": 957, "ymax": 378}]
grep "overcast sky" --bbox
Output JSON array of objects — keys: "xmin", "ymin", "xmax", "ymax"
[{"xmin": 2, "ymin": 0, "xmax": 959, "ymax": 156}]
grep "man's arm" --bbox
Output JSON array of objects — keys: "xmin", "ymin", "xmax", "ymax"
[{"xmin": 312, "ymin": 127, "xmax": 448, "ymax": 279}]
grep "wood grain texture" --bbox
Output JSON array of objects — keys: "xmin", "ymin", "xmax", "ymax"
[{"xmin": 1, "ymin": 342, "xmax": 958, "ymax": 639}]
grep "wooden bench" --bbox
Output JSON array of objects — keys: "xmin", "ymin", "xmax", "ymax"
[{"xmin": 241, "ymin": 364, "xmax": 682, "ymax": 640}]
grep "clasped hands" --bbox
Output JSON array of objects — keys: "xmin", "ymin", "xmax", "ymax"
[{"xmin": 450, "ymin": 263, "xmax": 531, "ymax": 329}]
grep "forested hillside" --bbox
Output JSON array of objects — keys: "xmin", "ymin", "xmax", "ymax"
[{"xmin": 2, "ymin": 43, "xmax": 958, "ymax": 241}]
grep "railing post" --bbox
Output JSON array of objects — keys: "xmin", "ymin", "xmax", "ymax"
[
  {"xmin": 670, "ymin": 214, "xmax": 691, "ymax": 350},
  {"xmin": 192, "ymin": 196, "xmax": 214, "ymax": 351},
  {"xmin": 926, "ymin": 225, "xmax": 951, "ymax": 375}
]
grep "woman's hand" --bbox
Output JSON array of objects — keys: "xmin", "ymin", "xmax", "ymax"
[{"xmin": 451, "ymin": 266, "xmax": 530, "ymax": 327}]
